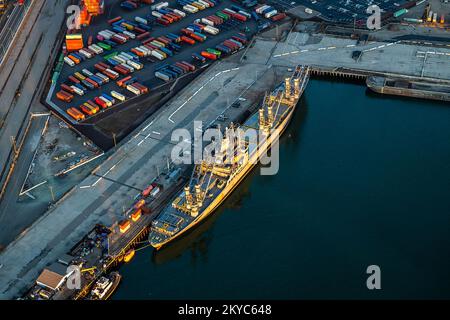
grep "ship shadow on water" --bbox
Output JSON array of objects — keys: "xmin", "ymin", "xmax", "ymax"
[
  {"xmin": 151, "ymin": 175, "xmax": 256, "ymax": 266},
  {"xmin": 152, "ymin": 94, "xmax": 310, "ymax": 266}
]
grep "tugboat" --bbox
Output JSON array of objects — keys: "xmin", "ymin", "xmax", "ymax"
[{"xmin": 87, "ymin": 272, "xmax": 121, "ymax": 300}]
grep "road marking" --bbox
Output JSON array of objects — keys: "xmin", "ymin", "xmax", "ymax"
[
  {"xmin": 346, "ymin": 44, "xmax": 355, "ymax": 47},
  {"xmin": 142, "ymin": 120, "xmax": 154, "ymax": 132},
  {"xmin": 327, "ymin": 46, "xmax": 336, "ymax": 49},
  {"xmin": 318, "ymin": 47, "xmax": 326, "ymax": 50},
  {"xmin": 152, "ymin": 131, "xmax": 161, "ymax": 135},
  {"xmin": 168, "ymin": 67, "xmax": 240, "ymax": 123}
]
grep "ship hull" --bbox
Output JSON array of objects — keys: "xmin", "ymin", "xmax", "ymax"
[{"xmin": 152, "ymin": 101, "xmax": 298, "ymax": 250}]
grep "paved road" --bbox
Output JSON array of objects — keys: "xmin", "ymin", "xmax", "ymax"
[
  {"xmin": 0, "ymin": 0, "xmax": 68, "ymax": 245},
  {"xmin": 0, "ymin": 1, "xmax": 30, "ymax": 65}
]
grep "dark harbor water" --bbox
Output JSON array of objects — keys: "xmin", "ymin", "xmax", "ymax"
[{"xmin": 114, "ymin": 79, "xmax": 450, "ymax": 299}]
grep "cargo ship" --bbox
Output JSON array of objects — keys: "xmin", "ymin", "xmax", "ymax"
[
  {"xmin": 86, "ymin": 271, "xmax": 121, "ymax": 300},
  {"xmin": 367, "ymin": 76, "xmax": 450, "ymax": 102},
  {"xmin": 148, "ymin": 65, "xmax": 310, "ymax": 250}
]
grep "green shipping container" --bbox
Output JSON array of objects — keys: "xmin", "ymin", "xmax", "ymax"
[{"xmin": 394, "ymin": 8, "xmax": 408, "ymax": 18}]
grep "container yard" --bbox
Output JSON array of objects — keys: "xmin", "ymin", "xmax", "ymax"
[{"xmin": 44, "ymin": 0, "xmax": 287, "ymax": 149}]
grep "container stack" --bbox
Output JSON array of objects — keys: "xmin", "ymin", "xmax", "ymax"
[
  {"xmin": 84, "ymin": 0, "xmax": 105, "ymax": 16},
  {"xmin": 79, "ymin": 6, "xmax": 92, "ymax": 26},
  {"xmin": 65, "ymin": 34, "xmax": 84, "ymax": 51}
]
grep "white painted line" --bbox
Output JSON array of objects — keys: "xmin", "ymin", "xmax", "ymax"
[
  {"xmin": 327, "ymin": 46, "xmax": 336, "ymax": 49},
  {"xmin": 291, "ymin": 50, "xmax": 299, "ymax": 54},
  {"xmin": 346, "ymin": 44, "xmax": 355, "ymax": 47},
  {"xmin": 300, "ymin": 49, "xmax": 309, "ymax": 52},
  {"xmin": 318, "ymin": 47, "xmax": 326, "ymax": 51},
  {"xmin": 142, "ymin": 120, "xmax": 154, "ymax": 132},
  {"xmin": 273, "ymin": 54, "xmax": 282, "ymax": 57},
  {"xmin": 152, "ymin": 131, "xmax": 160, "ymax": 135}
]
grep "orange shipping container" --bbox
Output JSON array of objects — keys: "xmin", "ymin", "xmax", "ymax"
[
  {"xmin": 119, "ymin": 220, "xmax": 131, "ymax": 233},
  {"xmin": 131, "ymin": 209, "xmax": 142, "ymax": 222}
]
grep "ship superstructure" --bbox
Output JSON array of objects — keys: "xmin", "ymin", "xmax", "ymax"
[{"xmin": 149, "ymin": 65, "xmax": 310, "ymax": 249}]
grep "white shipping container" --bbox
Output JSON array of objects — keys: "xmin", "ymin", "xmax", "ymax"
[
  {"xmin": 192, "ymin": 1, "xmax": 206, "ymax": 9},
  {"xmin": 198, "ymin": 0, "xmax": 210, "ymax": 8},
  {"xmin": 103, "ymin": 30, "xmax": 116, "ymax": 36},
  {"xmin": 111, "ymin": 90, "xmax": 126, "ymax": 102},
  {"xmin": 223, "ymin": 8, "xmax": 236, "ymax": 15},
  {"xmin": 123, "ymin": 30, "xmax": 136, "ymax": 39},
  {"xmin": 106, "ymin": 68, "xmax": 119, "ymax": 77},
  {"xmin": 112, "ymin": 56, "xmax": 126, "ymax": 64},
  {"xmin": 99, "ymin": 31, "xmax": 112, "ymax": 40},
  {"xmin": 135, "ymin": 16, "xmax": 148, "ymax": 25},
  {"xmin": 127, "ymin": 60, "xmax": 143, "ymax": 70},
  {"xmin": 201, "ymin": 18, "xmax": 214, "ymax": 26},
  {"xmin": 120, "ymin": 52, "xmax": 134, "ymax": 60},
  {"xmin": 117, "ymin": 54, "xmax": 130, "ymax": 62},
  {"xmin": 89, "ymin": 45, "xmax": 102, "ymax": 54},
  {"xmin": 150, "ymin": 187, "xmax": 160, "ymax": 197},
  {"xmin": 183, "ymin": 5, "xmax": 198, "ymax": 13},
  {"xmin": 173, "ymin": 9, "xmax": 186, "ymax": 17},
  {"xmin": 256, "ymin": 5, "xmax": 270, "ymax": 14},
  {"xmin": 121, "ymin": 63, "xmax": 134, "ymax": 73},
  {"xmin": 126, "ymin": 84, "xmax": 141, "ymax": 95},
  {"xmin": 152, "ymin": 11, "xmax": 163, "ymax": 18},
  {"xmin": 64, "ymin": 56, "xmax": 75, "ymax": 67},
  {"xmin": 95, "ymin": 73, "xmax": 110, "ymax": 83},
  {"xmin": 79, "ymin": 50, "xmax": 92, "ymax": 59},
  {"xmin": 239, "ymin": 10, "xmax": 251, "ymax": 18},
  {"xmin": 71, "ymin": 86, "xmax": 84, "ymax": 96},
  {"xmin": 151, "ymin": 50, "xmax": 165, "ymax": 60},
  {"xmin": 99, "ymin": 96, "xmax": 112, "ymax": 107},
  {"xmin": 265, "ymin": 10, "xmax": 278, "ymax": 18},
  {"xmin": 139, "ymin": 46, "xmax": 152, "ymax": 56},
  {"xmin": 204, "ymin": 25, "xmax": 219, "ymax": 35},
  {"xmin": 155, "ymin": 71, "xmax": 171, "ymax": 82},
  {"xmin": 82, "ymin": 68, "xmax": 93, "ymax": 77},
  {"xmin": 154, "ymin": 2, "xmax": 168, "ymax": 10}
]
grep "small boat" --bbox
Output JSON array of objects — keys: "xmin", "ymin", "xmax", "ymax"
[
  {"xmin": 87, "ymin": 272, "xmax": 121, "ymax": 300},
  {"xmin": 123, "ymin": 249, "xmax": 135, "ymax": 263}
]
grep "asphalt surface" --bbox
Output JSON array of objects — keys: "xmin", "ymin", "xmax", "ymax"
[
  {"xmin": 0, "ymin": 0, "xmax": 68, "ymax": 247},
  {"xmin": 0, "ymin": 2, "xmax": 29, "ymax": 64}
]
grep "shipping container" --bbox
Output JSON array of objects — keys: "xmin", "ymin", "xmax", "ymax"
[
  {"xmin": 181, "ymin": 35, "xmax": 196, "ymax": 45},
  {"xmin": 201, "ymin": 51, "xmax": 217, "ymax": 60},
  {"xmin": 95, "ymin": 97, "xmax": 108, "ymax": 109},
  {"xmin": 102, "ymin": 93, "xmax": 116, "ymax": 105},
  {"xmin": 126, "ymin": 84, "xmax": 141, "ymax": 95},
  {"xmin": 71, "ymin": 86, "xmax": 85, "ymax": 96},
  {"xmin": 56, "ymin": 90, "xmax": 74, "ymax": 102},
  {"xmin": 67, "ymin": 107, "xmax": 85, "ymax": 121},
  {"xmin": 155, "ymin": 71, "xmax": 172, "ymax": 82},
  {"xmin": 68, "ymin": 75, "xmax": 80, "ymax": 84},
  {"xmin": 192, "ymin": 52, "xmax": 206, "ymax": 62},
  {"xmin": 61, "ymin": 83, "xmax": 74, "ymax": 93},
  {"xmin": 111, "ymin": 90, "xmax": 126, "ymax": 101},
  {"xmin": 81, "ymin": 79, "xmax": 95, "ymax": 90}
]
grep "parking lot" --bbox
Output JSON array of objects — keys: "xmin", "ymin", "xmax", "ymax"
[
  {"xmin": 287, "ymin": 0, "xmax": 414, "ymax": 24},
  {"xmin": 50, "ymin": 0, "xmax": 264, "ymax": 125}
]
